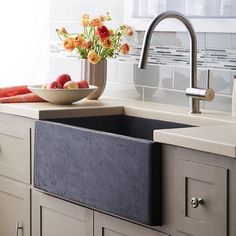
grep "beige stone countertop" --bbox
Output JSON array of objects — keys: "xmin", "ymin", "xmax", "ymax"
[
  {"xmin": 154, "ymin": 124, "xmax": 236, "ymax": 158},
  {"xmin": 1, "ymin": 96, "xmax": 236, "ymax": 158}
]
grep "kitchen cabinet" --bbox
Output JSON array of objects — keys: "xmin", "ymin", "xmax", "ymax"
[
  {"xmin": 176, "ymin": 160, "xmax": 227, "ymax": 236},
  {"xmin": 0, "ymin": 176, "xmax": 31, "ymax": 236},
  {"xmin": 32, "ymin": 190, "xmax": 93, "ymax": 236},
  {"xmin": 160, "ymin": 144, "xmax": 236, "ymax": 236},
  {"xmin": 94, "ymin": 211, "xmax": 168, "ymax": 236},
  {"xmin": 0, "ymin": 111, "xmax": 236, "ymax": 236},
  {"xmin": 0, "ymin": 113, "xmax": 34, "ymax": 236}
]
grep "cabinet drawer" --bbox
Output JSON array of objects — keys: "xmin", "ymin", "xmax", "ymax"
[
  {"xmin": 176, "ymin": 160, "xmax": 228, "ymax": 236},
  {"xmin": 0, "ymin": 121, "xmax": 31, "ymax": 184}
]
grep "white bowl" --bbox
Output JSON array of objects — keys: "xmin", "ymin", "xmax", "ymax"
[{"xmin": 28, "ymin": 85, "xmax": 98, "ymax": 105}]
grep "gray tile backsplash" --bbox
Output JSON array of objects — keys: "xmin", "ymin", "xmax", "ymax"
[
  {"xmin": 206, "ymin": 33, "xmax": 234, "ymax": 49},
  {"xmin": 210, "ymin": 70, "xmax": 234, "ymax": 95},
  {"xmin": 116, "ymin": 62, "xmax": 135, "ymax": 84},
  {"xmin": 134, "ymin": 64, "xmax": 160, "ymax": 87},
  {"xmin": 156, "ymin": 65, "xmax": 173, "ymax": 89},
  {"xmin": 143, "ymin": 88, "xmax": 189, "ymax": 107},
  {"xmin": 204, "ymin": 94, "xmax": 232, "ymax": 112},
  {"xmin": 173, "ymin": 67, "xmax": 207, "ymax": 90},
  {"xmin": 104, "ymin": 82, "xmax": 143, "ymax": 101},
  {"xmin": 50, "ymin": 7, "xmax": 236, "ymax": 113}
]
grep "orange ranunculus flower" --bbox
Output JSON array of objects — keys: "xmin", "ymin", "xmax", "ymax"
[
  {"xmin": 74, "ymin": 35, "xmax": 84, "ymax": 47},
  {"xmin": 56, "ymin": 27, "xmax": 68, "ymax": 35},
  {"xmin": 82, "ymin": 14, "xmax": 90, "ymax": 26},
  {"xmin": 120, "ymin": 43, "xmax": 130, "ymax": 55},
  {"xmin": 102, "ymin": 38, "xmax": 112, "ymax": 48},
  {"xmin": 96, "ymin": 26, "xmax": 110, "ymax": 40},
  {"xmin": 87, "ymin": 50, "xmax": 102, "ymax": 64},
  {"xmin": 99, "ymin": 15, "xmax": 105, "ymax": 22},
  {"xmin": 82, "ymin": 40, "xmax": 92, "ymax": 49},
  {"xmin": 63, "ymin": 38, "xmax": 75, "ymax": 52},
  {"xmin": 89, "ymin": 17, "xmax": 102, "ymax": 27},
  {"xmin": 124, "ymin": 25, "xmax": 134, "ymax": 36}
]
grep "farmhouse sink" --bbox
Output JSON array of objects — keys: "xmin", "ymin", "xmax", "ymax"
[{"xmin": 34, "ymin": 115, "xmax": 190, "ymax": 226}]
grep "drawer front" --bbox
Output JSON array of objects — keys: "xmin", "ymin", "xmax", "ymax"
[
  {"xmin": 0, "ymin": 121, "xmax": 31, "ymax": 184},
  {"xmin": 176, "ymin": 160, "xmax": 227, "ymax": 236}
]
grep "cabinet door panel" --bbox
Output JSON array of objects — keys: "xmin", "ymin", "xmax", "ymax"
[
  {"xmin": 176, "ymin": 160, "xmax": 227, "ymax": 236},
  {"xmin": 0, "ymin": 177, "xmax": 31, "ymax": 236},
  {"xmin": 32, "ymin": 191, "xmax": 93, "ymax": 236},
  {"xmin": 94, "ymin": 212, "xmax": 168, "ymax": 236},
  {"xmin": 0, "ymin": 121, "xmax": 31, "ymax": 184}
]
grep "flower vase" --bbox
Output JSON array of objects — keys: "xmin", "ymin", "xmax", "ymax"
[{"xmin": 80, "ymin": 59, "xmax": 107, "ymax": 100}]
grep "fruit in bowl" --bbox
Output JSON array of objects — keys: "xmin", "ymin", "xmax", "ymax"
[
  {"xmin": 42, "ymin": 78, "xmax": 89, "ymax": 91},
  {"xmin": 46, "ymin": 81, "xmax": 63, "ymax": 89},
  {"xmin": 56, "ymin": 74, "xmax": 71, "ymax": 87},
  {"xmin": 63, "ymin": 81, "xmax": 79, "ymax": 89},
  {"xmin": 78, "ymin": 80, "xmax": 89, "ymax": 88},
  {"xmin": 28, "ymin": 74, "xmax": 97, "ymax": 105}
]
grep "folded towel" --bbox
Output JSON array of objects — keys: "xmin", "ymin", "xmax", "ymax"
[
  {"xmin": 0, "ymin": 85, "xmax": 31, "ymax": 98},
  {"xmin": 0, "ymin": 93, "xmax": 45, "ymax": 103}
]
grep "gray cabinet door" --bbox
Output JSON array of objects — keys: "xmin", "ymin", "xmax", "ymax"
[
  {"xmin": 32, "ymin": 191, "xmax": 93, "ymax": 236},
  {"xmin": 0, "ymin": 121, "xmax": 31, "ymax": 184},
  {"xmin": 94, "ymin": 212, "xmax": 168, "ymax": 236},
  {"xmin": 0, "ymin": 177, "xmax": 31, "ymax": 236},
  {"xmin": 176, "ymin": 160, "xmax": 227, "ymax": 236}
]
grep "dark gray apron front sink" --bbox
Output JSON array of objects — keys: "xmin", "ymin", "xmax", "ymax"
[{"xmin": 34, "ymin": 115, "xmax": 190, "ymax": 226}]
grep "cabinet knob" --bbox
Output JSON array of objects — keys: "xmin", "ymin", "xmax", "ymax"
[
  {"xmin": 15, "ymin": 221, "xmax": 23, "ymax": 236},
  {"xmin": 190, "ymin": 197, "xmax": 204, "ymax": 208}
]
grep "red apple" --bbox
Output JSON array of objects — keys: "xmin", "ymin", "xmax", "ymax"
[
  {"xmin": 56, "ymin": 74, "xmax": 71, "ymax": 87},
  {"xmin": 46, "ymin": 81, "xmax": 62, "ymax": 89},
  {"xmin": 63, "ymin": 81, "xmax": 79, "ymax": 89},
  {"xmin": 77, "ymin": 80, "xmax": 89, "ymax": 88}
]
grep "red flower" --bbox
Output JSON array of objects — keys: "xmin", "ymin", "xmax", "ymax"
[
  {"xmin": 120, "ymin": 43, "xmax": 130, "ymax": 55},
  {"xmin": 96, "ymin": 26, "xmax": 110, "ymax": 40}
]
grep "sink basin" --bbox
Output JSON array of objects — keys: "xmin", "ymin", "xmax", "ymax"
[{"xmin": 34, "ymin": 115, "xmax": 191, "ymax": 226}]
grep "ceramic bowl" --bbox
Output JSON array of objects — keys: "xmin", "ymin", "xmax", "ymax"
[{"xmin": 28, "ymin": 85, "xmax": 97, "ymax": 105}]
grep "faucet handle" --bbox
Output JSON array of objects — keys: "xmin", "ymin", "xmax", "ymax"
[
  {"xmin": 206, "ymin": 69, "xmax": 210, "ymax": 89},
  {"xmin": 205, "ymin": 69, "xmax": 215, "ymax": 101},
  {"xmin": 186, "ymin": 70, "xmax": 215, "ymax": 102},
  {"xmin": 186, "ymin": 87, "xmax": 215, "ymax": 101}
]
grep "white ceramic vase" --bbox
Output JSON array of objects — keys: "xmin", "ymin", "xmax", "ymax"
[{"xmin": 80, "ymin": 59, "xmax": 107, "ymax": 100}]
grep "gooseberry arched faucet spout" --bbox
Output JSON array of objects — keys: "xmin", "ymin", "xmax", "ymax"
[{"xmin": 138, "ymin": 11, "xmax": 214, "ymax": 114}]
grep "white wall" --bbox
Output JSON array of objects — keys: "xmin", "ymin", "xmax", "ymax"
[{"xmin": 0, "ymin": 0, "xmax": 50, "ymax": 87}]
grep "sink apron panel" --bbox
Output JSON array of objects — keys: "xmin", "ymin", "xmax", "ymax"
[{"xmin": 34, "ymin": 120, "xmax": 162, "ymax": 226}]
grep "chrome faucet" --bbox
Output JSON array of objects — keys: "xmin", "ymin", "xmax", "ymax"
[{"xmin": 138, "ymin": 11, "xmax": 215, "ymax": 114}]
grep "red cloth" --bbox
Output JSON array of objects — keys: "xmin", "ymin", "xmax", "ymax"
[{"xmin": 0, "ymin": 86, "xmax": 45, "ymax": 103}]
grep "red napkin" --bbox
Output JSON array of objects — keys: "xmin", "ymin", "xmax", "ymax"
[{"xmin": 0, "ymin": 85, "xmax": 45, "ymax": 103}]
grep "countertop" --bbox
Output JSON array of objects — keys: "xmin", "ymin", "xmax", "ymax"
[{"xmin": 1, "ymin": 97, "xmax": 236, "ymax": 158}]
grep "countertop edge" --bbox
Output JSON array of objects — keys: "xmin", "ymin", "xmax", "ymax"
[{"xmin": 154, "ymin": 128, "xmax": 236, "ymax": 158}]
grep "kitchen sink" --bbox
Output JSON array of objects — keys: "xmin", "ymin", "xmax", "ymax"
[{"xmin": 34, "ymin": 115, "xmax": 191, "ymax": 226}]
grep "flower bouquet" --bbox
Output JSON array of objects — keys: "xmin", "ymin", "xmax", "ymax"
[{"xmin": 56, "ymin": 12, "xmax": 133, "ymax": 64}]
